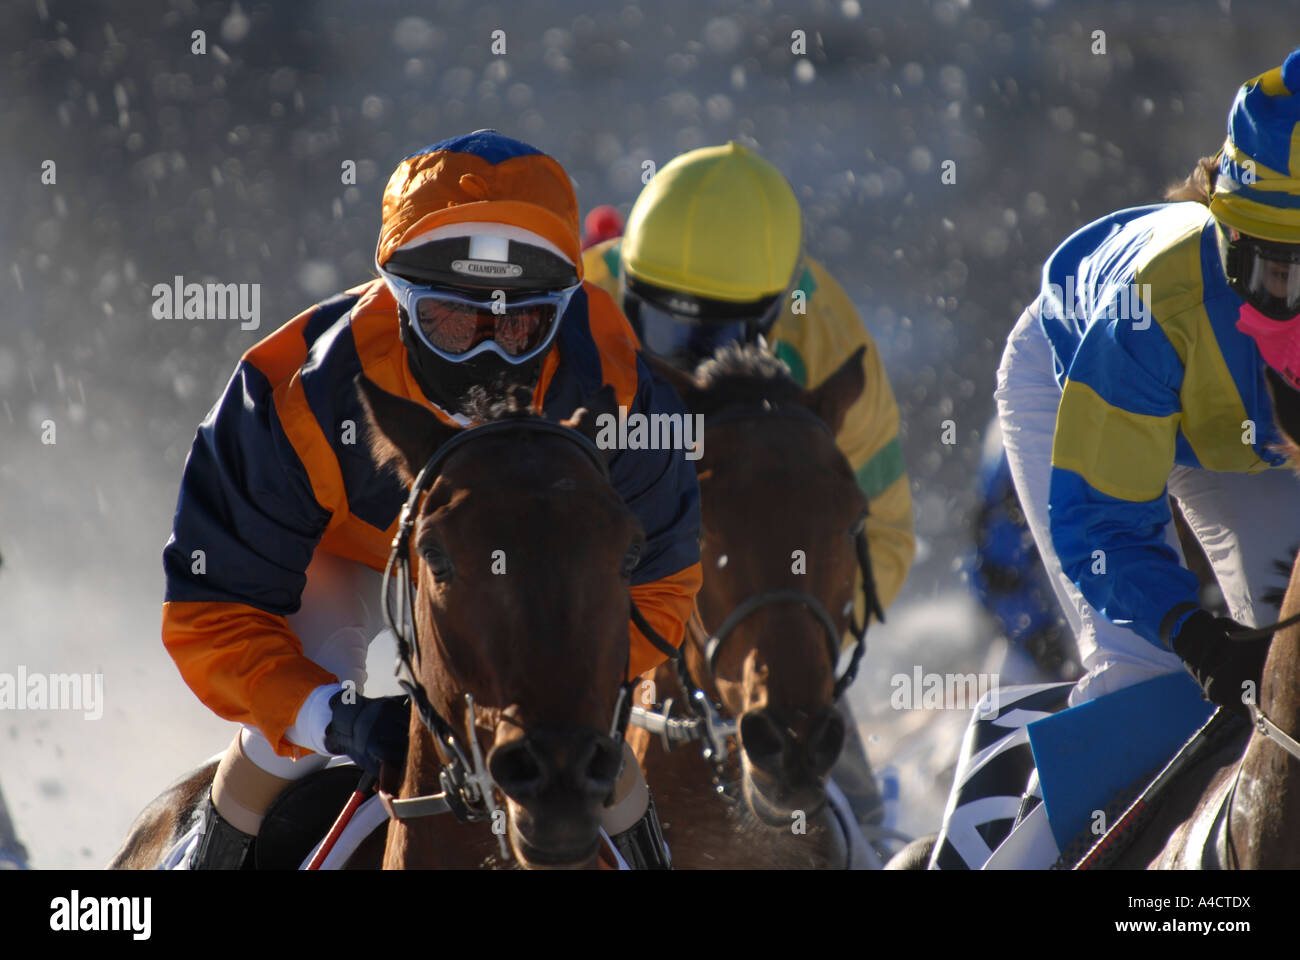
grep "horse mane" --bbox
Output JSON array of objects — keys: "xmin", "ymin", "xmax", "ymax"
[
  {"xmin": 689, "ymin": 343, "xmax": 808, "ymax": 416},
  {"xmin": 1262, "ymin": 546, "xmax": 1300, "ymax": 609}
]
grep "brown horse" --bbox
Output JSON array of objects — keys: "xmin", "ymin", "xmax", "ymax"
[
  {"xmin": 1112, "ymin": 367, "xmax": 1300, "ymax": 868},
  {"xmin": 633, "ymin": 344, "xmax": 879, "ymax": 868},
  {"xmin": 111, "ymin": 377, "xmax": 642, "ymax": 869}
]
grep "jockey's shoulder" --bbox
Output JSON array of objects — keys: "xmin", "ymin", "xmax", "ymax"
[
  {"xmin": 1045, "ymin": 203, "xmax": 1215, "ymax": 301},
  {"xmin": 776, "ymin": 256, "xmax": 863, "ymax": 333},
  {"xmin": 1127, "ymin": 203, "xmax": 1225, "ymax": 312},
  {"xmin": 239, "ymin": 280, "xmax": 380, "ymax": 390},
  {"xmin": 767, "ymin": 257, "xmax": 880, "ymax": 387}
]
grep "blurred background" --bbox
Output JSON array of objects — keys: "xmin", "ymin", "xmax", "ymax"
[{"xmin": 1, "ymin": 0, "xmax": 1294, "ymax": 866}]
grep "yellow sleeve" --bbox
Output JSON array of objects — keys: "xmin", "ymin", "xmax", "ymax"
[{"xmin": 768, "ymin": 259, "xmax": 915, "ymax": 616}]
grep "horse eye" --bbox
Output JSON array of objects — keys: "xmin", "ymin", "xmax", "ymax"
[{"xmin": 422, "ymin": 546, "xmax": 455, "ymax": 582}]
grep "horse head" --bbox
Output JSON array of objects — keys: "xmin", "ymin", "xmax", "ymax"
[
  {"xmin": 651, "ymin": 345, "xmax": 869, "ymax": 826},
  {"xmin": 357, "ymin": 375, "xmax": 641, "ymax": 867}
]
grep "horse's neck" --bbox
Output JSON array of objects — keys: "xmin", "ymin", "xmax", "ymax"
[
  {"xmin": 1260, "ymin": 557, "xmax": 1300, "ymax": 737},
  {"xmin": 1232, "ymin": 561, "xmax": 1300, "ymax": 866}
]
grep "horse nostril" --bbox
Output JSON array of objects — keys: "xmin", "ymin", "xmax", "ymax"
[
  {"xmin": 489, "ymin": 739, "xmax": 547, "ymax": 800},
  {"xmin": 590, "ymin": 738, "xmax": 623, "ymax": 785},
  {"xmin": 580, "ymin": 737, "xmax": 624, "ymax": 797},
  {"xmin": 739, "ymin": 710, "xmax": 787, "ymax": 772},
  {"xmin": 804, "ymin": 710, "xmax": 845, "ymax": 776}
]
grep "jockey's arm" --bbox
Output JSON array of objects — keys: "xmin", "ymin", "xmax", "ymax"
[
  {"xmin": 613, "ymin": 355, "xmax": 704, "ymax": 677},
  {"xmin": 161, "ymin": 359, "xmax": 339, "ymax": 760},
  {"xmin": 1046, "ymin": 308, "xmax": 1202, "ymax": 648},
  {"xmin": 771, "ymin": 261, "xmax": 915, "ymax": 616}
]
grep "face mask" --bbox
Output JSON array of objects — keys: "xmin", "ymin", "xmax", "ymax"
[
  {"xmin": 400, "ymin": 308, "xmax": 546, "ymax": 416},
  {"xmin": 1236, "ymin": 301, "xmax": 1300, "ymax": 390}
]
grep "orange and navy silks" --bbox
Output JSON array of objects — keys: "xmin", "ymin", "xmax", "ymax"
[
  {"xmin": 1037, "ymin": 202, "xmax": 1291, "ymax": 651},
  {"xmin": 163, "ymin": 132, "xmax": 702, "ymax": 758}
]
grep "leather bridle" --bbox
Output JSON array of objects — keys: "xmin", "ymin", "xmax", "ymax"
[
  {"xmin": 1230, "ymin": 611, "xmax": 1300, "ymax": 761},
  {"xmin": 379, "ymin": 416, "xmax": 675, "ymax": 858},
  {"xmin": 630, "ymin": 400, "xmax": 885, "ymax": 796}
]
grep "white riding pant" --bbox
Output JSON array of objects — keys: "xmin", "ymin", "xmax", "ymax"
[
  {"xmin": 242, "ymin": 552, "xmax": 383, "ymax": 779},
  {"xmin": 995, "ymin": 300, "xmax": 1300, "ymax": 710}
]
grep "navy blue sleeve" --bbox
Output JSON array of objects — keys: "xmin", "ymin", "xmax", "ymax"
[
  {"xmin": 611, "ymin": 353, "xmax": 702, "ymax": 586},
  {"xmin": 162, "ymin": 361, "xmax": 331, "ymax": 615}
]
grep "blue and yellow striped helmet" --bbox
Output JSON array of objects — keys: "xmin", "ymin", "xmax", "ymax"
[{"xmin": 1210, "ymin": 48, "xmax": 1300, "ymax": 243}]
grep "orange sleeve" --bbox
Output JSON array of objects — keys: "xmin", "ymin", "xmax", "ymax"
[
  {"xmin": 162, "ymin": 600, "xmax": 339, "ymax": 759},
  {"xmin": 627, "ymin": 562, "xmax": 703, "ymax": 678}
]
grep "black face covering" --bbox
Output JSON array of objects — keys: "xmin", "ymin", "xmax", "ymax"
[{"xmin": 399, "ymin": 307, "xmax": 545, "ymax": 416}]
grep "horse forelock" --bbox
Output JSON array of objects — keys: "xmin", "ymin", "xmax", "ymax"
[
  {"xmin": 690, "ymin": 343, "xmax": 808, "ymax": 416},
  {"xmin": 458, "ymin": 382, "xmax": 540, "ymax": 424}
]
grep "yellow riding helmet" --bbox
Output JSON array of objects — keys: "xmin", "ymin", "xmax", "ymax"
[
  {"xmin": 1210, "ymin": 49, "xmax": 1300, "ymax": 244},
  {"xmin": 621, "ymin": 142, "xmax": 803, "ymax": 305},
  {"xmin": 1210, "ymin": 50, "xmax": 1300, "ymax": 322}
]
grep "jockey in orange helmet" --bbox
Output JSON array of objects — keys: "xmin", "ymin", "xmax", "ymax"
[{"xmin": 163, "ymin": 130, "xmax": 702, "ymax": 869}]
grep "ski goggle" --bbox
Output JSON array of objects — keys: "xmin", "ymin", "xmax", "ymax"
[
  {"xmin": 623, "ymin": 258, "xmax": 803, "ymax": 369},
  {"xmin": 637, "ymin": 298, "xmax": 752, "ymax": 366},
  {"xmin": 1226, "ymin": 231, "xmax": 1300, "ymax": 322},
  {"xmin": 379, "ymin": 265, "xmax": 579, "ymax": 364},
  {"xmin": 1241, "ymin": 243, "xmax": 1300, "ymax": 320}
]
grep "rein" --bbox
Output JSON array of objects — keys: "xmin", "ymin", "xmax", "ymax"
[
  {"xmin": 1224, "ymin": 609, "xmax": 1300, "ymax": 641},
  {"xmin": 1203, "ymin": 610, "xmax": 1300, "ymax": 869},
  {"xmin": 630, "ymin": 400, "xmax": 885, "ymax": 796},
  {"xmin": 379, "ymin": 416, "xmax": 664, "ymax": 859},
  {"xmin": 1230, "ymin": 611, "xmax": 1300, "ymax": 761}
]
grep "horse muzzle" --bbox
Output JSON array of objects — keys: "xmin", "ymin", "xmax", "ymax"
[
  {"xmin": 738, "ymin": 706, "xmax": 844, "ymax": 824},
  {"xmin": 489, "ymin": 729, "xmax": 622, "ymax": 867}
]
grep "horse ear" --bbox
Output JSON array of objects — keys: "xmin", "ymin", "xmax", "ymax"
[
  {"xmin": 645, "ymin": 352, "xmax": 700, "ymax": 410},
  {"xmin": 562, "ymin": 383, "xmax": 618, "ymax": 456},
  {"xmin": 807, "ymin": 345, "xmax": 866, "ymax": 435},
  {"xmin": 354, "ymin": 374, "xmax": 459, "ymax": 485}
]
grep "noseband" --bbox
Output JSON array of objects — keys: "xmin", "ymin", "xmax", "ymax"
[
  {"xmin": 631, "ymin": 400, "xmax": 885, "ymax": 795},
  {"xmin": 380, "ymin": 416, "xmax": 666, "ymax": 856}
]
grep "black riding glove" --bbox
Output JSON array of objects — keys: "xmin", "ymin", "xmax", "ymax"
[
  {"xmin": 1169, "ymin": 610, "xmax": 1270, "ymax": 717},
  {"xmin": 323, "ymin": 692, "xmax": 410, "ymax": 777}
]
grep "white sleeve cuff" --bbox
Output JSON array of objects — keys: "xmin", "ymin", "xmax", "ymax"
[{"xmin": 285, "ymin": 682, "xmax": 343, "ymax": 755}]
